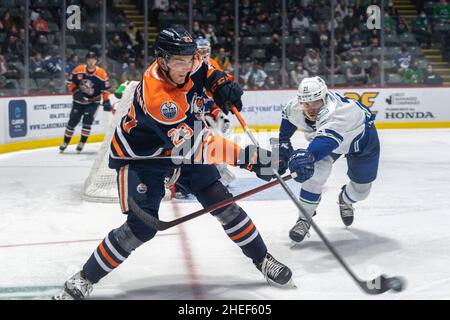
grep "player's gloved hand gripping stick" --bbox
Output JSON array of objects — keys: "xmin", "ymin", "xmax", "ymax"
[{"xmin": 229, "ymin": 105, "xmax": 406, "ymax": 295}]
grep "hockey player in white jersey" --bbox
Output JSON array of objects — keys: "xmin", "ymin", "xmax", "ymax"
[{"xmin": 276, "ymin": 76, "xmax": 380, "ymax": 243}]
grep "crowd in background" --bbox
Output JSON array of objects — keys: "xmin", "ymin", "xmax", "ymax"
[{"xmin": 0, "ymin": 0, "xmax": 449, "ymax": 95}]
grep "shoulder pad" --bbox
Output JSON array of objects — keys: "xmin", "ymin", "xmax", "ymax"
[
  {"xmin": 72, "ymin": 65, "xmax": 86, "ymax": 74},
  {"xmin": 94, "ymin": 67, "xmax": 109, "ymax": 80},
  {"xmin": 141, "ymin": 71, "xmax": 191, "ymax": 125}
]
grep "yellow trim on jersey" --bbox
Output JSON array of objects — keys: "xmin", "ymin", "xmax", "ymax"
[{"xmin": 0, "ymin": 134, "xmax": 105, "ymax": 154}]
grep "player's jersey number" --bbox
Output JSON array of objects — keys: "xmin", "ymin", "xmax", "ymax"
[{"xmin": 168, "ymin": 123, "xmax": 194, "ymax": 147}]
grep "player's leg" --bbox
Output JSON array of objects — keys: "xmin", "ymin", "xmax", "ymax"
[
  {"xmin": 289, "ymin": 155, "xmax": 335, "ymax": 243},
  {"xmin": 76, "ymin": 104, "xmax": 99, "ymax": 152},
  {"xmin": 180, "ymin": 165, "xmax": 293, "ymax": 286},
  {"xmin": 53, "ymin": 163, "xmax": 168, "ymax": 300},
  {"xmin": 59, "ymin": 103, "xmax": 83, "ymax": 152},
  {"xmin": 340, "ymin": 125, "xmax": 380, "ymax": 226}
]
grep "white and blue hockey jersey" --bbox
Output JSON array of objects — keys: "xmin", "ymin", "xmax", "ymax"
[{"xmin": 280, "ymin": 91, "xmax": 375, "ymax": 161}]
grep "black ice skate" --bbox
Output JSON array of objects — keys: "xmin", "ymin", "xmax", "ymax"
[
  {"xmin": 289, "ymin": 212, "xmax": 316, "ymax": 244},
  {"xmin": 254, "ymin": 253, "xmax": 294, "ymax": 287},
  {"xmin": 59, "ymin": 142, "xmax": 68, "ymax": 153},
  {"xmin": 338, "ymin": 186, "xmax": 354, "ymax": 226},
  {"xmin": 76, "ymin": 142, "xmax": 85, "ymax": 153},
  {"xmin": 52, "ymin": 270, "xmax": 93, "ymax": 300}
]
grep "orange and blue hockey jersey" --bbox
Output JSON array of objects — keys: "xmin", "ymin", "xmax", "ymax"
[
  {"xmin": 67, "ymin": 65, "xmax": 111, "ymax": 104},
  {"xmin": 109, "ymin": 57, "xmax": 239, "ymax": 170}
]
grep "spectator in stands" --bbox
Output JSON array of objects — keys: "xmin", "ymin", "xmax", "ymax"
[
  {"xmin": 124, "ymin": 23, "xmax": 138, "ymax": 48},
  {"xmin": 327, "ymin": 11, "xmax": 340, "ymax": 32},
  {"xmin": 291, "ymin": 9, "xmax": 310, "ymax": 35},
  {"xmin": 243, "ymin": 62, "xmax": 267, "ymax": 89},
  {"xmin": 0, "ymin": 54, "xmax": 7, "ymax": 75},
  {"xmin": 383, "ymin": 9, "xmax": 396, "ymax": 34},
  {"xmin": 394, "ymin": 43, "xmax": 414, "ymax": 74},
  {"xmin": 314, "ymin": 0, "xmax": 332, "ymax": 23},
  {"xmin": 66, "ymin": 54, "xmax": 79, "ymax": 75},
  {"xmin": 212, "ymin": 47, "xmax": 233, "ymax": 73},
  {"xmin": 121, "ymin": 60, "xmax": 142, "ymax": 82},
  {"xmin": 366, "ymin": 58, "xmax": 381, "ymax": 86},
  {"xmin": 317, "ymin": 22, "xmax": 331, "ymax": 51},
  {"xmin": 303, "ymin": 48, "xmax": 321, "ymax": 76},
  {"xmin": 151, "ymin": 0, "xmax": 169, "ymax": 22},
  {"xmin": 192, "ymin": 21, "xmax": 205, "ymax": 38},
  {"xmin": 337, "ymin": 32, "xmax": 353, "ymax": 58},
  {"xmin": 423, "ymin": 65, "xmax": 443, "ymax": 85},
  {"xmin": 346, "ymin": 57, "xmax": 366, "ymax": 86},
  {"xmin": 0, "ymin": 11, "xmax": 14, "ymax": 33},
  {"xmin": 265, "ymin": 33, "xmax": 282, "ymax": 62},
  {"xmin": 290, "ymin": 62, "xmax": 309, "ymax": 88},
  {"xmin": 0, "ymin": 75, "xmax": 16, "ymax": 93},
  {"xmin": 32, "ymin": 14, "xmax": 49, "ymax": 34},
  {"xmin": 84, "ymin": 26, "xmax": 99, "ymax": 49},
  {"xmin": 343, "ymin": 7, "xmax": 360, "ymax": 31},
  {"xmin": 402, "ymin": 61, "xmax": 424, "ymax": 85},
  {"xmin": 434, "ymin": 0, "xmax": 450, "ymax": 23},
  {"xmin": 335, "ymin": 0, "xmax": 349, "ymax": 18},
  {"xmin": 239, "ymin": 20, "xmax": 253, "ymax": 37},
  {"xmin": 108, "ymin": 34, "xmax": 125, "ymax": 60},
  {"xmin": 411, "ymin": 12, "xmax": 432, "ymax": 49},
  {"xmin": 263, "ymin": 75, "xmax": 277, "ymax": 89},
  {"xmin": 32, "ymin": 34, "xmax": 49, "ymax": 57},
  {"xmin": 2, "ymin": 35, "xmax": 23, "ymax": 60},
  {"xmin": 397, "ymin": 17, "xmax": 409, "ymax": 34},
  {"xmin": 321, "ymin": 52, "xmax": 343, "ymax": 76},
  {"xmin": 203, "ymin": 24, "xmax": 218, "ymax": 45},
  {"xmin": 43, "ymin": 48, "xmax": 62, "ymax": 75},
  {"xmin": 287, "ymin": 37, "xmax": 306, "ymax": 62},
  {"xmin": 240, "ymin": 0, "xmax": 253, "ymax": 19},
  {"xmin": 30, "ymin": 52, "xmax": 45, "ymax": 74}
]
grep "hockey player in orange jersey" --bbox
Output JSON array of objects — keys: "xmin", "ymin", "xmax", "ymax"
[
  {"xmin": 53, "ymin": 27, "xmax": 293, "ymax": 300},
  {"xmin": 59, "ymin": 52, "xmax": 112, "ymax": 153}
]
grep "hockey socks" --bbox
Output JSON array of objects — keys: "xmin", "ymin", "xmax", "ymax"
[
  {"xmin": 222, "ymin": 209, "xmax": 267, "ymax": 263},
  {"xmin": 82, "ymin": 230, "xmax": 130, "ymax": 284}
]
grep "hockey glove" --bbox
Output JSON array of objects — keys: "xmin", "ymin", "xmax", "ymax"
[
  {"xmin": 237, "ymin": 145, "xmax": 276, "ymax": 181},
  {"xmin": 206, "ymin": 71, "xmax": 243, "ymax": 114},
  {"xmin": 270, "ymin": 137, "xmax": 294, "ymax": 175},
  {"xmin": 103, "ymin": 100, "xmax": 112, "ymax": 112},
  {"xmin": 288, "ymin": 149, "xmax": 315, "ymax": 183}
]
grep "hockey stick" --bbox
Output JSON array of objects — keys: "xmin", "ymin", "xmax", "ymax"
[
  {"xmin": 230, "ymin": 106, "xmax": 405, "ymax": 295},
  {"xmin": 129, "ymin": 173, "xmax": 295, "ymax": 231}
]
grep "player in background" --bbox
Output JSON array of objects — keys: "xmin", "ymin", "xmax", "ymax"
[
  {"xmin": 53, "ymin": 27, "xmax": 292, "ymax": 300},
  {"xmin": 275, "ymin": 76, "xmax": 380, "ymax": 243},
  {"xmin": 59, "ymin": 52, "xmax": 112, "ymax": 153}
]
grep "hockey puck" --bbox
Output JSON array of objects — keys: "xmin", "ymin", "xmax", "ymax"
[{"xmin": 387, "ymin": 276, "xmax": 406, "ymax": 292}]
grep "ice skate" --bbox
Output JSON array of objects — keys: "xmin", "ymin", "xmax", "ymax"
[
  {"xmin": 59, "ymin": 142, "xmax": 68, "ymax": 153},
  {"xmin": 52, "ymin": 270, "xmax": 93, "ymax": 300},
  {"xmin": 76, "ymin": 142, "xmax": 85, "ymax": 153},
  {"xmin": 254, "ymin": 253, "xmax": 295, "ymax": 288},
  {"xmin": 338, "ymin": 186, "xmax": 354, "ymax": 227}
]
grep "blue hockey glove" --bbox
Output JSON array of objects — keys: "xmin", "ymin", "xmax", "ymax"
[{"xmin": 288, "ymin": 149, "xmax": 315, "ymax": 183}]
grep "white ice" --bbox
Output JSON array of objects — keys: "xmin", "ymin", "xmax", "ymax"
[{"xmin": 1, "ymin": 129, "xmax": 450, "ymax": 300}]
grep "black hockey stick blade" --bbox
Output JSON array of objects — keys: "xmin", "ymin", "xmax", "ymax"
[{"xmin": 129, "ymin": 197, "xmax": 172, "ymax": 231}]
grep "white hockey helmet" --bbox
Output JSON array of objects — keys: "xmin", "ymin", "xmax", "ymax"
[
  {"xmin": 195, "ymin": 37, "xmax": 211, "ymax": 62},
  {"xmin": 297, "ymin": 76, "xmax": 328, "ymax": 103}
]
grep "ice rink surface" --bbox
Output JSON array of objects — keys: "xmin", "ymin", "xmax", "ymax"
[{"xmin": 1, "ymin": 129, "xmax": 450, "ymax": 300}]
